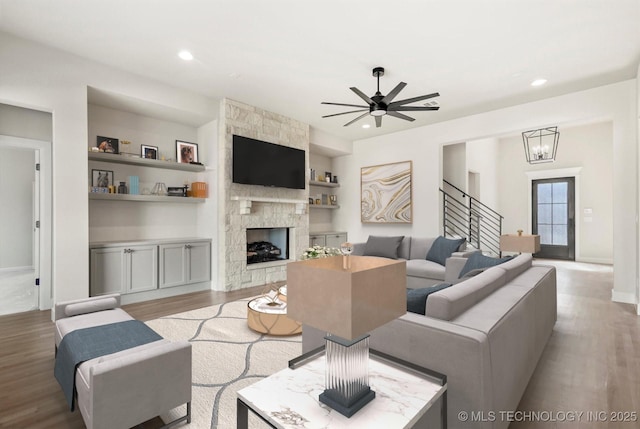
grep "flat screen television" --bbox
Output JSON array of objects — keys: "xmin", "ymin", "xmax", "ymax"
[{"xmin": 232, "ymin": 135, "xmax": 306, "ymax": 189}]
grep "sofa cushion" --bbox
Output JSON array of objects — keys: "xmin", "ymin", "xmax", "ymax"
[
  {"xmin": 425, "ymin": 267, "xmax": 507, "ymax": 321},
  {"xmin": 64, "ymin": 296, "xmax": 119, "ymax": 317},
  {"xmin": 458, "ymin": 253, "xmax": 515, "ymax": 278},
  {"xmin": 363, "ymin": 235, "xmax": 405, "ymax": 259},
  {"xmin": 406, "ymin": 259, "xmax": 446, "ymax": 281},
  {"xmin": 426, "ymin": 236, "xmax": 466, "ymax": 266},
  {"xmin": 408, "ymin": 237, "xmax": 437, "ymax": 260},
  {"xmin": 407, "ymin": 283, "xmax": 452, "ymax": 315},
  {"xmin": 498, "ymin": 253, "xmax": 533, "ymax": 282}
]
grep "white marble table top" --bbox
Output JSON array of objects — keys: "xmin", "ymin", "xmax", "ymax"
[{"xmin": 237, "ymin": 353, "xmax": 446, "ymax": 429}]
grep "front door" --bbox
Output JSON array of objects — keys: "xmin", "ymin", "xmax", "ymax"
[{"xmin": 532, "ymin": 177, "xmax": 575, "ymax": 260}]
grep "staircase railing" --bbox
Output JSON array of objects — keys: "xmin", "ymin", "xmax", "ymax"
[{"xmin": 440, "ymin": 179, "xmax": 504, "ymax": 256}]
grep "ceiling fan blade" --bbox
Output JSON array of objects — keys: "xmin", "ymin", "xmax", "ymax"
[
  {"xmin": 344, "ymin": 112, "xmax": 370, "ymax": 127},
  {"xmin": 350, "ymin": 87, "xmax": 374, "ymax": 104},
  {"xmin": 389, "ymin": 106, "xmax": 440, "ymax": 111},
  {"xmin": 375, "ymin": 116, "xmax": 382, "ymax": 128},
  {"xmin": 322, "ymin": 109, "xmax": 369, "ymax": 118},
  {"xmin": 388, "ymin": 92, "xmax": 440, "ymax": 107},
  {"xmin": 387, "ymin": 111, "xmax": 415, "ymax": 122},
  {"xmin": 321, "ymin": 102, "xmax": 369, "ymax": 108},
  {"xmin": 381, "ymin": 82, "xmax": 407, "ymax": 104}
]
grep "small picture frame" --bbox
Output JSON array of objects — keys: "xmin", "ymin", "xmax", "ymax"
[
  {"xmin": 176, "ymin": 140, "xmax": 198, "ymax": 164},
  {"xmin": 91, "ymin": 169, "xmax": 114, "ymax": 187},
  {"xmin": 141, "ymin": 145, "xmax": 158, "ymax": 160},
  {"xmin": 96, "ymin": 136, "xmax": 119, "ymax": 154}
]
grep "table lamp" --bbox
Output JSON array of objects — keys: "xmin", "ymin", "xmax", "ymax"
[{"xmin": 287, "ymin": 255, "xmax": 406, "ymax": 417}]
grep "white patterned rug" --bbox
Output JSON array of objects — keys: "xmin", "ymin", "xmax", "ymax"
[{"xmin": 145, "ymin": 297, "xmax": 302, "ymax": 429}]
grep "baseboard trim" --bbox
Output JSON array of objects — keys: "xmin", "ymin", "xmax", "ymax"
[
  {"xmin": 576, "ymin": 257, "xmax": 613, "ymax": 265},
  {"xmin": 611, "ymin": 290, "xmax": 637, "ymax": 305}
]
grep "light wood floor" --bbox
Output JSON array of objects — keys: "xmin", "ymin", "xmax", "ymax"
[{"xmin": 0, "ymin": 263, "xmax": 638, "ymax": 428}]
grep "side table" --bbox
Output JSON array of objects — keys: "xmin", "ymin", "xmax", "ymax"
[
  {"xmin": 237, "ymin": 347, "xmax": 447, "ymax": 428},
  {"xmin": 246, "ymin": 296, "xmax": 301, "ymax": 336}
]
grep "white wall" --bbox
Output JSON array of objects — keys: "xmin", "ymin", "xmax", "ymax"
[
  {"xmin": 333, "ymin": 80, "xmax": 637, "ymax": 303},
  {"xmin": 497, "ymin": 122, "xmax": 613, "ymax": 263},
  {"xmin": 0, "ymin": 147, "xmax": 33, "ymax": 268},
  {"xmin": 0, "ymin": 32, "xmax": 217, "ymax": 305},
  {"xmin": 442, "ymin": 143, "xmax": 467, "ymax": 190},
  {"xmin": 0, "ymin": 103, "xmax": 52, "ymax": 141},
  {"xmin": 467, "ymin": 137, "xmax": 500, "ymax": 210}
]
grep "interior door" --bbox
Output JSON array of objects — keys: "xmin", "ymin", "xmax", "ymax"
[{"xmin": 532, "ymin": 177, "xmax": 575, "ymax": 260}]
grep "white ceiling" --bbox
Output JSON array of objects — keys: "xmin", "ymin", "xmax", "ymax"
[{"xmin": 1, "ymin": 0, "xmax": 639, "ymax": 141}]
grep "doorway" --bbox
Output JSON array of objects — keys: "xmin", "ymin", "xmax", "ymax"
[
  {"xmin": 0, "ymin": 136, "xmax": 51, "ymax": 315},
  {"xmin": 532, "ymin": 177, "xmax": 575, "ymax": 260}
]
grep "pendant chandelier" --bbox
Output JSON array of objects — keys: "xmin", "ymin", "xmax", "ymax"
[{"xmin": 522, "ymin": 126, "xmax": 559, "ymax": 164}]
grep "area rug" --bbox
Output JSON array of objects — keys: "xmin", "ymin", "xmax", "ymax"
[{"xmin": 145, "ymin": 297, "xmax": 302, "ymax": 429}]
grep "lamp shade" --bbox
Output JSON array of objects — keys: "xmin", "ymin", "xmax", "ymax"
[{"xmin": 287, "ymin": 256, "xmax": 406, "ymax": 340}]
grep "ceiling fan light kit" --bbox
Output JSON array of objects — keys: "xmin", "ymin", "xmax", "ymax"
[{"xmin": 322, "ymin": 67, "xmax": 440, "ymax": 128}]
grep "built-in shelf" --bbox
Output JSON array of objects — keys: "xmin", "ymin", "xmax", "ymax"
[
  {"xmin": 309, "ymin": 180, "xmax": 339, "ymax": 188},
  {"xmin": 309, "ymin": 204, "xmax": 340, "ymax": 209},
  {"xmin": 89, "ymin": 193, "xmax": 205, "ymax": 203},
  {"xmin": 88, "ymin": 151, "xmax": 206, "ymax": 172}
]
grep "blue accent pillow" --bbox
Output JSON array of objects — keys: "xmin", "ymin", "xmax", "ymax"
[
  {"xmin": 363, "ymin": 235, "xmax": 404, "ymax": 259},
  {"xmin": 458, "ymin": 253, "xmax": 515, "ymax": 278},
  {"xmin": 406, "ymin": 283, "xmax": 452, "ymax": 315},
  {"xmin": 425, "ymin": 236, "xmax": 465, "ymax": 266}
]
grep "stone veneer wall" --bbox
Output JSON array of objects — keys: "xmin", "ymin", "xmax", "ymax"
[{"xmin": 218, "ymin": 99, "xmax": 309, "ymax": 291}]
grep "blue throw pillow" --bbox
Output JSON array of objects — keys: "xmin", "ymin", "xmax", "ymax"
[
  {"xmin": 458, "ymin": 253, "xmax": 515, "ymax": 278},
  {"xmin": 406, "ymin": 283, "xmax": 452, "ymax": 315},
  {"xmin": 425, "ymin": 236, "xmax": 465, "ymax": 266}
]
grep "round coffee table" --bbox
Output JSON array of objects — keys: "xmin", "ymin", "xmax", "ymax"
[{"xmin": 247, "ymin": 295, "xmax": 301, "ymax": 336}]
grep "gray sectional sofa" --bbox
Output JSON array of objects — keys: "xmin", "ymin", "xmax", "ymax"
[
  {"xmin": 303, "ymin": 253, "xmax": 557, "ymax": 429},
  {"xmin": 351, "ymin": 235, "xmax": 474, "ymax": 288}
]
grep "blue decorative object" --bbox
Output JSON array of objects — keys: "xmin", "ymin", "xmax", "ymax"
[
  {"xmin": 426, "ymin": 236, "xmax": 465, "ymax": 266},
  {"xmin": 459, "ymin": 253, "xmax": 514, "ymax": 278},
  {"xmin": 407, "ymin": 283, "xmax": 452, "ymax": 315}
]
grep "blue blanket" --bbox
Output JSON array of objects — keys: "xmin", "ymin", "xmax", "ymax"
[{"xmin": 54, "ymin": 320, "xmax": 162, "ymax": 411}]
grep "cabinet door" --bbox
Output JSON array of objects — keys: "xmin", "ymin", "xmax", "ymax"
[
  {"xmin": 187, "ymin": 242, "xmax": 211, "ymax": 284},
  {"xmin": 309, "ymin": 235, "xmax": 326, "ymax": 247},
  {"xmin": 90, "ymin": 247, "xmax": 125, "ymax": 296},
  {"xmin": 159, "ymin": 243, "xmax": 187, "ymax": 288},
  {"xmin": 325, "ymin": 233, "xmax": 347, "ymax": 249},
  {"xmin": 126, "ymin": 245, "xmax": 158, "ymax": 293}
]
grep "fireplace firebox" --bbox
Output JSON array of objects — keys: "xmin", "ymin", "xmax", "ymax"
[{"xmin": 246, "ymin": 228, "xmax": 290, "ymax": 265}]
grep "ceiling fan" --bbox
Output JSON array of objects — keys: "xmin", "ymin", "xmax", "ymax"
[{"xmin": 321, "ymin": 67, "xmax": 440, "ymax": 128}]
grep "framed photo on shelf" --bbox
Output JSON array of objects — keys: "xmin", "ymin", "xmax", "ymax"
[
  {"xmin": 141, "ymin": 145, "xmax": 158, "ymax": 160},
  {"xmin": 176, "ymin": 140, "xmax": 198, "ymax": 164},
  {"xmin": 96, "ymin": 136, "xmax": 119, "ymax": 154},
  {"xmin": 91, "ymin": 169, "xmax": 114, "ymax": 187}
]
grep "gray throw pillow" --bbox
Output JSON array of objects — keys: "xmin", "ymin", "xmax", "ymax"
[
  {"xmin": 425, "ymin": 236, "xmax": 465, "ymax": 266},
  {"xmin": 363, "ymin": 235, "xmax": 404, "ymax": 259},
  {"xmin": 458, "ymin": 253, "xmax": 514, "ymax": 278}
]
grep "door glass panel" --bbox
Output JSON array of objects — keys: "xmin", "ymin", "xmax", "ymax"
[
  {"xmin": 552, "ymin": 182, "xmax": 567, "ymax": 203},
  {"xmin": 552, "ymin": 225, "xmax": 568, "ymax": 245},
  {"xmin": 538, "ymin": 204, "xmax": 552, "ymax": 224},
  {"xmin": 553, "ymin": 203, "xmax": 567, "ymax": 224},
  {"xmin": 537, "ymin": 183, "xmax": 552, "ymax": 203},
  {"xmin": 538, "ymin": 225, "xmax": 552, "ymax": 245}
]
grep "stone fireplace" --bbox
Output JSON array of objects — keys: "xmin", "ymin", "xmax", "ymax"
[{"xmin": 217, "ymin": 98, "xmax": 310, "ymax": 291}]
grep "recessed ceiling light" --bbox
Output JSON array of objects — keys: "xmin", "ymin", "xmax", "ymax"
[
  {"xmin": 531, "ymin": 78, "xmax": 547, "ymax": 87},
  {"xmin": 178, "ymin": 50, "xmax": 194, "ymax": 61},
  {"xmin": 362, "ymin": 124, "xmax": 371, "ymax": 129}
]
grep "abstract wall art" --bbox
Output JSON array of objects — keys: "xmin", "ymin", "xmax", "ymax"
[{"xmin": 361, "ymin": 160, "xmax": 412, "ymax": 223}]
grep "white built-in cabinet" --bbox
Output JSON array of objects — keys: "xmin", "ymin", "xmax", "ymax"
[
  {"xmin": 90, "ymin": 239, "xmax": 211, "ymax": 298},
  {"xmin": 309, "ymin": 232, "xmax": 347, "ymax": 248},
  {"xmin": 159, "ymin": 241, "xmax": 211, "ymax": 288}
]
